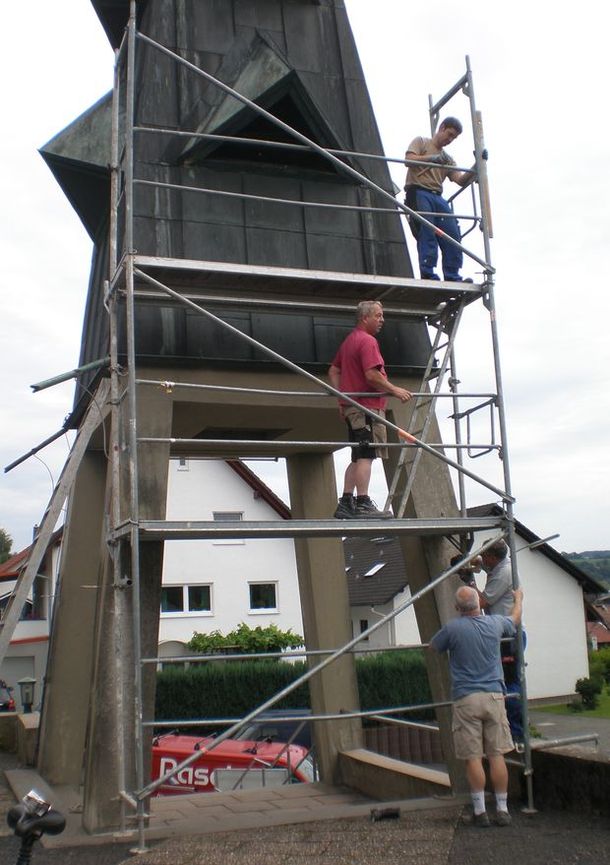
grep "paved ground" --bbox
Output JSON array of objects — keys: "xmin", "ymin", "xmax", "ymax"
[
  {"xmin": 3, "ymin": 805, "xmax": 608, "ymax": 865},
  {"xmin": 529, "ymin": 709, "xmax": 610, "ymax": 756},
  {"xmin": 0, "ymin": 712, "xmax": 609, "ymax": 865}
]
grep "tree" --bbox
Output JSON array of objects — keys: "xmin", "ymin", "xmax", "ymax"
[{"xmin": 0, "ymin": 529, "xmax": 12, "ymax": 565}]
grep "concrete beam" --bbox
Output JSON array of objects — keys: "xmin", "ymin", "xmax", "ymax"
[
  {"xmin": 37, "ymin": 450, "xmax": 108, "ymax": 785},
  {"xmin": 287, "ymin": 452, "xmax": 363, "ymax": 783}
]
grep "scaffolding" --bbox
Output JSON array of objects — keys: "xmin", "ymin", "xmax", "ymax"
[{"xmin": 3, "ymin": 3, "xmax": 535, "ymax": 851}]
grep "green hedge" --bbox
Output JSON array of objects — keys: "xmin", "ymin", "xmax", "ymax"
[{"xmin": 155, "ymin": 649, "xmax": 432, "ymax": 724}]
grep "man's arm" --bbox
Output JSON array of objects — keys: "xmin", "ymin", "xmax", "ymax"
[
  {"xmin": 405, "ymin": 149, "xmax": 442, "ymax": 165},
  {"xmin": 509, "ymin": 588, "xmax": 523, "ymax": 628},
  {"xmin": 429, "ymin": 627, "xmax": 447, "ymax": 653},
  {"xmin": 328, "ymin": 364, "xmax": 345, "ymax": 417},
  {"xmin": 448, "ymin": 165, "xmax": 476, "ymax": 187},
  {"xmin": 364, "ymin": 367, "xmax": 412, "ymax": 403},
  {"xmin": 328, "ymin": 364, "xmax": 341, "ymax": 391},
  {"xmin": 477, "ymin": 590, "xmax": 489, "ymax": 610}
]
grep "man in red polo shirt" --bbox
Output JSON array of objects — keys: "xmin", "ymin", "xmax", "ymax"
[{"xmin": 329, "ymin": 300, "xmax": 412, "ymax": 519}]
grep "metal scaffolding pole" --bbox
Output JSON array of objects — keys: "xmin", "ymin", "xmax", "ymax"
[{"xmin": 94, "ymin": 29, "xmax": 530, "ymax": 844}]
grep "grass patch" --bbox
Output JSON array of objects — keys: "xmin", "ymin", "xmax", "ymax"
[{"xmin": 534, "ymin": 686, "xmax": 610, "ymax": 719}]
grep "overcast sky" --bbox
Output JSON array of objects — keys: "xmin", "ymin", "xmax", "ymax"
[{"xmin": 1, "ymin": 1, "xmax": 608, "ymax": 555}]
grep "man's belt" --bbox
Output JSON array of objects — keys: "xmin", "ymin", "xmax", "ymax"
[{"xmin": 404, "ymin": 184, "xmax": 443, "ymax": 196}]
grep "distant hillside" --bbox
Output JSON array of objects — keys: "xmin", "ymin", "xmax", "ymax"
[{"xmin": 564, "ymin": 551, "xmax": 610, "ymax": 590}]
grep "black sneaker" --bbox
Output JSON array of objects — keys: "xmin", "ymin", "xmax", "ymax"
[
  {"xmin": 334, "ymin": 498, "xmax": 356, "ymax": 519},
  {"xmin": 354, "ymin": 497, "xmax": 394, "ymax": 519}
]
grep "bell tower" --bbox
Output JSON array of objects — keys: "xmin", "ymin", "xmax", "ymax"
[{"xmin": 27, "ymin": 1, "xmax": 509, "ymax": 836}]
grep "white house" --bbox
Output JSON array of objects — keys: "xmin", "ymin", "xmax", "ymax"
[
  {"xmin": 158, "ymin": 458, "xmax": 305, "ymax": 660},
  {"xmin": 467, "ymin": 504, "xmax": 602, "ymax": 701},
  {"xmin": 158, "ymin": 462, "xmax": 602, "ymax": 702},
  {"xmin": 343, "ymin": 508, "xmax": 601, "ymax": 701},
  {"xmin": 0, "ymin": 529, "xmax": 61, "ymax": 711},
  {"xmin": 3, "ymin": 462, "xmax": 602, "ymax": 707}
]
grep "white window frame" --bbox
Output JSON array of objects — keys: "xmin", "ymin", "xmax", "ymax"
[
  {"xmin": 160, "ymin": 584, "xmax": 213, "ymax": 617},
  {"xmin": 248, "ymin": 581, "xmax": 278, "ymax": 614}
]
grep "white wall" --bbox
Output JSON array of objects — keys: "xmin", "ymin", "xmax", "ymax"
[
  {"xmin": 0, "ymin": 541, "xmax": 60, "ymax": 704},
  {"xmin": 471, "ymin": 532, "xmax": 589, "ymax": 700},
  {"xmin": 159, "ymin": 459, "xmax": 304, "ymax": 647},
  {"xmin": 350, "ymin": 587, "xmax": 422, "ymax": 658}
]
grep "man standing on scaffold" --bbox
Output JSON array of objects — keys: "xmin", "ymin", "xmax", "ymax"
[
  {"xmin": 404, "ymin": 117, "xmax": 474, "ymax": 282},
  {"xmin": 329, "ymin": 300, "xmax": 412, "ymax": 519}
]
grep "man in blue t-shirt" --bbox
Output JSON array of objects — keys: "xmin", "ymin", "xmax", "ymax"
[{"xmin": 431, "ymin": 585, "xmax": 523, "ymax": 828}]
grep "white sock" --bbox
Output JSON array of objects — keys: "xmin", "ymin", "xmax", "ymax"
[
  {"xmin": 471, "ymin": 790, "xmax": 486, "ymax": 815},
  {"xmin": 495, "ymin": 792, "xmax": 508, "ymax": 812}
]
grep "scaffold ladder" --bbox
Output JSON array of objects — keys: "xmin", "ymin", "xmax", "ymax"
[{"xmin": 384, "ymin": 299, "xmax": 466, "ymax": 518}]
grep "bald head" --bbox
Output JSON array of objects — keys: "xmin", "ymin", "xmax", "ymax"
[{"xmin": 455, "ymin": 586, "xmax": 480, "ymax": 615}]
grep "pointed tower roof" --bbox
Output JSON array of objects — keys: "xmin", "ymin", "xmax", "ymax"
[{"xmin": 39, "ymin": 93, "xmax": 112, "ymax": 239}]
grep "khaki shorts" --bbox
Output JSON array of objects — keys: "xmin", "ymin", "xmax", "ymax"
[
  {"xmin": 452, "ymin": 692, "xmax": 514, "ymax": 760},
  {"xmin": 344, "ymin": 406, "xmax": 388, "ymax": 460}
]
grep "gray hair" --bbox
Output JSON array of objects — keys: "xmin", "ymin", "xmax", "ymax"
[
  {"xmin": 357, "ymin": 300, "xmax": 382, "ymax": 321},
  {"xmin": 455, "ymin": 586, "xmax": 479, "ymax": 613}
]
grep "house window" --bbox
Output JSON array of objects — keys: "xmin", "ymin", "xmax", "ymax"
[
  {"xmin": 0, "ymin": 597, "xmax": 34, "ymax": 622},
  {"xmin": 364, "ymin": 563, "xmax": 385, "ymax": 577},
  {"xmin": 249, "ymin": 582, "xmax": 277, "ymax": 612},
  {"xmin": 212, "ymin": 511, "xmax": 244, "ymax": 545},
  {"xmin": 188, "ymin": 585, "xmax": 211, "ymax": 612},
  {"xmin": 161, "ymin": 585, "xmax": 212, "ymax": 615},
  {"xmin": 161, "ymin": 587, "xmax": 184, "ymax": 613},
  {"xmin": 359, "ymin": 619, "xmax": 369, "ymax": 642}
]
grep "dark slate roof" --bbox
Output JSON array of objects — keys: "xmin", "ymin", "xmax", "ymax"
[
  {"xmin": 468, "ymin": 503, "xmax": 607, "ymax": 596},
  {"xmin": 91, "ymin": 1, "xmax": 148, "ymax": 49},
  {"xmin": 343, "ymin": 535, "xmax": 408, "ymax": 607},
  {"xmin": 39, "ymin": 93, "xmax": 112, "ymax": 241},
  {"xmin": 50, "ymin": 1, "xmax": 430, "ymax": 422}
]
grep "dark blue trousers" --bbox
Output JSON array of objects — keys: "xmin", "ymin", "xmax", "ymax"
[{"xmin": 414, "ymin": 189, "xmax": 463, "ymax": 280}]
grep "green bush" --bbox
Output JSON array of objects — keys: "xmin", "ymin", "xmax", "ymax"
[
  {"xmin": 590, "ymin": 647, "xmax": 610, "ymax": 685},
  {"xmin": 356, "ymin": 650, "xmax": 432, "ymax": 717},
  {"xmin": 574, "ymin": 676, "xmax": 602, "ymax": 710},
  {"xmin": 155, "ymin": 649, "xmax": 432, "ymax": 725},
  {"xmin": 187, "ymin": 623, "xmax": 304, "ymax": 655}
]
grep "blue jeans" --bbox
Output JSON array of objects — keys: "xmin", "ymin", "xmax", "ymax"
[
  {"xmin": 503, "ymin": 630, "xmax": 527, "ymax": 741},
  {"xmin": 414, "ymin": 189, "xmax": 463, "ymax": 280}
]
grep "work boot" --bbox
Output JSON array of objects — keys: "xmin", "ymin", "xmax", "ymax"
[
  {"xmin": 494, "ymin": 809, "xmax": 512, "ymax": 827},
  {"xmin": 473, "ymin": 811, "xmax": 491, "ymax": 828},
  {"xmin": 461, "ymin": 808, "xmax": 491, "ymax": 828},
  {"xmin": 354, "ymin": 496, "xmax": 394, "ymax": 519},
  {"xmin": 334, "ymin": 497, "xmax": 356, "ymax": 519}
]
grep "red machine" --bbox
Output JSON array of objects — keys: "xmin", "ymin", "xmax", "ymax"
[{"xmin": 151, "ymin": 732, "xmax": 314, "ymax": 796}]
